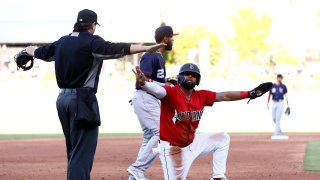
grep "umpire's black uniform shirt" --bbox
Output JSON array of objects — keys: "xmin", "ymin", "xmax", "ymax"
[{"xmin": 34, "ymin": 32, "xmax": 131, "ymax": 91}]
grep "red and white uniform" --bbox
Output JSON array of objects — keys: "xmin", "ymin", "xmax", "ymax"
[
  {"xmin": 156, "ymin": 85, "xmax": 230, "ymax": 180},
  {"xmin": 160, "ymin": 85, "xmax": 215, "ymax": 146}
]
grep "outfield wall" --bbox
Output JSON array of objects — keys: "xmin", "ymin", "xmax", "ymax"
[{"xmin": 0, "ymin": 77, "xmax": 319, "ymax": 134}]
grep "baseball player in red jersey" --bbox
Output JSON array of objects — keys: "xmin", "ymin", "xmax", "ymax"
[{"xmin": 133, "ymin": 63, "xmax": 272, "ymax": 180}]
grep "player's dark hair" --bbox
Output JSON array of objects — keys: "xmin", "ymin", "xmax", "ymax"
[
  {"xmin": 155, "ymin": 34, "xmax": 164, "ymax": 43},
  {"xmin": 73, "ymin": 22, "xmax": 92, "ymax": 32}
]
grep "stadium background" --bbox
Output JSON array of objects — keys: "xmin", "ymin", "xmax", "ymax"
[{"xmin": 1, "ymin": 0, "xmax": 320, "ymax": 134}]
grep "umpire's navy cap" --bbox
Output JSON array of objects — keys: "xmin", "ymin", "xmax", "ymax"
[{"xmin": 77, "ymin": 9, "xmax": 100, "ymax": 26}]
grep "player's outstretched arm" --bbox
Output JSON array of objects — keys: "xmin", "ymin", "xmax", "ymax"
[
  {"xmin": 215, "ymin": 82, "xmax": 273, "ymax": 103},
  {"xmin": 133, "ymin": 66, "xmax": 167, "ymax": 99},
  {"xmin": 130, "ymin": 43, "xmax": 166, "ymax": 54},
  {"xmin": 215, "ymin": 91, "xmax": 249, "ymax": 102}
]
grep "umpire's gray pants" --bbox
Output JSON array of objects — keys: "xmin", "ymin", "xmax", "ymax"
[
  {"xmin": 272, "ymin": 100, "xmax": 284, "ymax": 135},
  {"xmin": 129, "ymin": 90, "xmax": 160, "ymax": 172},
  {"xmin": 56, "ymin": 90, "xmax": 98, "ymax": 180}
]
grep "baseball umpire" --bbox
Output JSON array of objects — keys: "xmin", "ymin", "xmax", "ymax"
[
  {"xmin": 127, "ymin": 26, "xmax": 178, "ymax": 180},
  {"xmin": 267, "ymin": 74, "xmax": 290, "ymax": 136},
  {"xmin": 20, "ymin": 9, "xmax": 165, "ymax": 180},
  {"xmin": 133, "ymin": 63, "xmax": 272, "ymax": 180}
]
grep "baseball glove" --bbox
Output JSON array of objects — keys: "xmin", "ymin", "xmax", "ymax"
[
  {"xmin": 247, "ymin": 82, "xmax": 273, "ymax": 104},
  {"xmin": 14, "ymin": 50, "xmax": 34, "ymax": 71},
  {"xmin": 166, "ymin": 76, "xmax": 178, "ymax": 85},
  {"xmin": 284, "ymin": 107, "xmax": 291, "ymax": 115}
]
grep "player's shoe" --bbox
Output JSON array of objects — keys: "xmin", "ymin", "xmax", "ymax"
[
  {"xmin": 128, "ymin": 175, "xmax": 136, "ymax": 180},
  {"xmin": 210, "ymin": 178, "xmax": 228, "ymax": 180},
  {"xmin": 127, "ymin": 166, "xmax": 149, "ymax": 180}
]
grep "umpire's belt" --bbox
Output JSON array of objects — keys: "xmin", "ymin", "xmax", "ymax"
[{"xmin": 59, "ymin": 88, "xmax": 77, "ymax": 94}]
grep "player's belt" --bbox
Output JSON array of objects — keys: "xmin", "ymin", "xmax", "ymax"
[
  {"xmin": 273, "ymin": 99, "xmax": 283, "ymax": 102},
  {"xmin": 59, "ymin": 88, "xmax": 77, "ymax": 94},
  {"xmin": 137, "ymin": 89, "xmax": 158, "ymax": 99},
  {"xmin": 159, "ymin": 140, "xmax": 188, "ymax": 148},
  {"xmin": 159, "ymin": 140, "xmax": 170, "ymax": 147},
  {"xmin": 147, "ymin": 92, "xmax": 157, "ymax": 98}
]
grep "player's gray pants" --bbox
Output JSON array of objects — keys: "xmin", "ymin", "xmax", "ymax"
[
  {"xmin": 272, "ymin": 100, "xmax": 284, "ymax": 135},
  {"xmin": 129, "ymin": 90, "xmax": 160, "ymax": 173},
  {"xmin": 56, "ymin": 90, "xmax": 98, "ymax": 180}
]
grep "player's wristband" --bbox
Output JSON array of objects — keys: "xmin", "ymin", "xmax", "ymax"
[{"xmin": 240, "ymin": 91, "xmax": 249, "ymax": 99}]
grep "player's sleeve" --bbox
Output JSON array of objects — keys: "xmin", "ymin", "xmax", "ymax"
[
  {"xmin": 200, "ymin": 90, "xmax": 216, "ymax": 106},
  {"xmin": 34, "ymin": 40, "xmax": 58, "ymax": 62},
  {"xmin": 91, "ymin": 36, "xmax": 131, "ymax": 60},
  {"xmin": 140, "ymin": 54, "xmax": 156, "ymax": 77},
  {"xmin": 283, "ymin": 85, "xmax": 288, "ymax": 94},
  {"xmin": 143, "ymin": 82, "xmax": 167, "ymax": 99},
  {"xmin": 161, "ymin": 85, "xmax": 175, "ymax": 101}
]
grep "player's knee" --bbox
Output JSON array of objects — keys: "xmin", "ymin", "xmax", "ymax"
[
  {"xmin": 143, "ymin": 129, "xmax": 159, "ymax": 140},
  {"xmin": 211, "ymin": 133, "xmax": 230, "ymax": 147},
  {"xmin": 150, "ymin": 128, "xmax": 160, "ymax": 136},
  {"xmin": 222, "ymin": 133, "xmax": 230, "ymax": 145}
]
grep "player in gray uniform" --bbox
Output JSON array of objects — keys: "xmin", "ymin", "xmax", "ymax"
[
  {"xmin": 127, "ymin": 26, "xmax": 178, "ymax": 180},
  {"xmin": 267, "ymin": 74, "xmax": 289, "ymax": 136}
]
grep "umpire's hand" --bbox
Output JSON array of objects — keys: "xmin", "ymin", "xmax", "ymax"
[{"xmin": 146, "ymin": 43, "xmax": 166, "ymax": 53}]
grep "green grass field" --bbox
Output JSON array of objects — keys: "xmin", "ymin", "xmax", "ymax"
[
  {"xmin": 0, "ymin": 133, "xmax": 143, "ymax": 139},
  {"xmin": 0, "ymin": 132, "xmax": 318, "ymax": 139},
  {"xmin": 304, "ymin": 141, "xmax": 320, "ymax": 171},
  {"xmin": 0, "ymin": 134, "xmax": 63, "ymax": 139}
]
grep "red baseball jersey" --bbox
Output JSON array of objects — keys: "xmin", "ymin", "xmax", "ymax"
[{"xmin": 160, "ymin": 85, "xmax": 216, "ymax": 147}]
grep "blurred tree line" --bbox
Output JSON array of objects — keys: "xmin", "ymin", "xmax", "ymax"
[
  {"xmin": 163, "ymin": 8, "xmax": 299, "ymax": 66},
  {"xmin": 229, "ymin": 8, "xmax": 272, "ymax": 65},
  {"xmin": 171, "ymin": 26, "xmax": 222, "ymax": 65}
]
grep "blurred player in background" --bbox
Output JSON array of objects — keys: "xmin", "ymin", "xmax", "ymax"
[
  {"xmin": 267, "ymin": 74, "xmax": 289, "ymax": 137},
  {"xmin": 127, "ymin": 26, "xmax": 178, "ymax": 180}
]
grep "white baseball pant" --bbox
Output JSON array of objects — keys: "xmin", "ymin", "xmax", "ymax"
[
  {"xmin": 158, "ymin": 132, "xmax": 230, "ymax": 180},
  {"xmin": 272, "ymin": 100, "xmax": 284, "ymax": 135}
]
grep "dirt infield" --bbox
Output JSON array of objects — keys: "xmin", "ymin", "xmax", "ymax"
[{"xmin": 0, "ymin": 133, "xmax": 319, "ymax": 180}]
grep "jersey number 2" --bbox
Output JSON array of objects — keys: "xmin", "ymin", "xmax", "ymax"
[{"xmin": 157, "ymin": 69, "xmax": 164, "ymax": 78}]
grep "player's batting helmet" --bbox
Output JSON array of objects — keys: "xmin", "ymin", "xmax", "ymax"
[{"xmin": 178, "ymin": 63, "xmax": 201, "ymax": 85}]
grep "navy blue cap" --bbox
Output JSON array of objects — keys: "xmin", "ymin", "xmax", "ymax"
[
  {"xmin": 77, "ymin": 9, "xmax": 100, "ymax": 26},
  {"xmin": 277, "ymin": 74, "xmax": 283, "ymax": 78},
  {"xmin": 155, "ymin": 26, "xmax": 178, "ymax": 41}
]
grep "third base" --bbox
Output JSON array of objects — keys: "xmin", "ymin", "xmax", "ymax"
[{"xmin": 271, "ymin": 135, "xmax": 289, "ymax": 140}]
